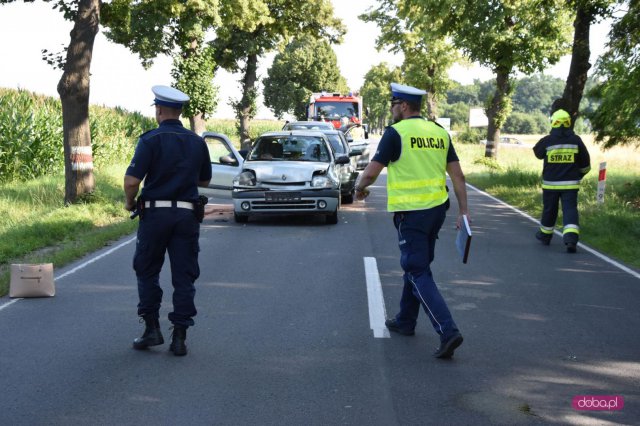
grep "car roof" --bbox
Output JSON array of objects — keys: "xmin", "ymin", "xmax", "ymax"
[
  {"xmin": 258, "ymin": 130, "xmax": 329, "ymax": 139},
  {"xmin": 283, "ymin": 121, "xmax": 334, "ymax": 129},
  {"xmin": 256, "ymin": 130, "xmax": 336, "ymax": 143},
  {"xmin": 285, "ymin": 120, "xmax": 332, "ymax": 126}
]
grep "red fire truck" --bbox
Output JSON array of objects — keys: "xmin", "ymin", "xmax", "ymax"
[{"xmin": 307, "ymin": 92, "xmax": 363, "ymax": 129}]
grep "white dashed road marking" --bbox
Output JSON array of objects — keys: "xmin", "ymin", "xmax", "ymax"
[{"xmin": 364, "ymin": 257, "xmax": 390, "ymax": 338}]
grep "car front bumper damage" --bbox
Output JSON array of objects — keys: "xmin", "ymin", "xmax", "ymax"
[{"xmin": 232, "ymin": 188, "xmax": 340, "ymax": 216}]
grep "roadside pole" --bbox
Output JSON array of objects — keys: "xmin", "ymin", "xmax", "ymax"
[{"xmin": 597, "ymin": 161, "xmax": 607, "ymax": 204}]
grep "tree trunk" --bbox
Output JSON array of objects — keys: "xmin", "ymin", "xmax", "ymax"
[
  {"xmin": 58, "ymin": 0, "xmax": 100, "ymax": 204},
  {"xmin": 425, "ymin": 92, "xmax": 437, "ymax": 121},
  {"xmin": 425, "ymin": 66, "xmax": 437, "ymax": 120},
  {"xmin": 189, "ymin": 113, "xmax": 206, "ymax": 136},
  {"xmin": 484, "ymin": 70, "xmax": 511, "ymax": 159},
  {"xmin": 238, "ymin": 53, "xmax": 258, "ymax": 151},
  {"xmin": 562, "ymin": 6, "xmax": 592, "ymax": 129}
]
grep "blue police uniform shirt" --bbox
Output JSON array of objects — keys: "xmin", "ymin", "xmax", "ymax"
[
  {"xmin": 372, "ymin": 116, "xmax": 459, "ymax": 166},
  {"xmin": 126, "ymin": 119, "xmax": 212, "ymax": 202}
]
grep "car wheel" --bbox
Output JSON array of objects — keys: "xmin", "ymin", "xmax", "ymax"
[
  {"xmin": 326, "ymin": 210, "xmax": 338, "ymax": 225},
  {"xmin": 234, "ymin": 212, "xmax": 249, "ymax": 223}
]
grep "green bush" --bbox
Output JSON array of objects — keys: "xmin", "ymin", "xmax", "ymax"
[
  {"xmin": 455, "ymin": 126, "xmax": 484, "ymax": 144},
  {"xmin": 473, "ymin": 156, "xmax": 503, "ymax": 171}
]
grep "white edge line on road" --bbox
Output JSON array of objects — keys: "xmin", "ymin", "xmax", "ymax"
[
  {"xmin": 364, "ymin": 257, "xmax": 390, "ymax": 338},
  {"xmin": 466, "ymin": 183, "xmax": 640, "ymax": 280},
  {"xmin": 0, "ymin": 236, "xmax": 137, "ymax": 312}
]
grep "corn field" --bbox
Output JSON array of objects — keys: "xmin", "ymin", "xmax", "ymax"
[
  {"xmin": 0, "ymin": 88, "xmax": 155, "ymax": 183},
  {"xmin": 0, "ymin": 88, "xmax": 284, "ymax": 183},
  {"xmin": 205, "ymin": 118, "xmax": 283, "ymax": 147}
]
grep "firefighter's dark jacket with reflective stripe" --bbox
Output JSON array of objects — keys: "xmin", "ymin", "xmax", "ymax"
[{"xmin": 533, "ymin": 127, "xmax": 591, "ymax": 190}]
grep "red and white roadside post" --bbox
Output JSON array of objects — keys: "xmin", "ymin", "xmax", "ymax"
[{"xmin": 597, "ymin": 162, "xmax": 607, "ymax": 204}]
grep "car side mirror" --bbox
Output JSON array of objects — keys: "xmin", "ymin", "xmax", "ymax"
[
  {"xmin": 349, "ymin": 147, "xmax": 363, "ymax": 156},
  {"xmin": 335, "ymin": 155, "xmax": 350, "ymax": 165},
  {"xmin": 219, "ymin": 154, "xmax": 238, "ymax": 166},
  {"xmin": 239, "ymin": 149, "xmax": 248, "ymax": 159}
]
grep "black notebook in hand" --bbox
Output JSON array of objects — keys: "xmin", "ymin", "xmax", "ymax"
[{"xmin": 455, "ymin": 215, "xmax": 472, "ymax": 264}]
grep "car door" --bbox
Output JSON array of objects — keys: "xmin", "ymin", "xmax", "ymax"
[{"xmin": 201, "ymin": 132, "xmax": 244, "ymax": 199}]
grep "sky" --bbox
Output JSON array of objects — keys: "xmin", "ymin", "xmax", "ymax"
[{"xmin": 0, "ymin": 1, "xmax": 610, "ymax": 120}]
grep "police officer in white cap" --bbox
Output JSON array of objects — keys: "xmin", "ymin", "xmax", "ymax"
[
  {"xmin": 355, "ymin": 83, "xmax": 470, "ymax": 359},
  {"xmin": 124, "ymin": 85, "xmax": 212, "ymax": 356}
]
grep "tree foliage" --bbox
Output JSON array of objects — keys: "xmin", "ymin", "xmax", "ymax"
[
  {"xmin": 559, "ymin": 0, "xmax": 616, "ymax": 126},
  {"xmin": 209, "ymin": 0, "xmax": 345, "ymax": 149},
  {"xmin": 587, "ymin": 0, "xmax": 640, "ymax": 148},
  {"xmin": 404, "ymin": 0, "xmax": 573, "ymax": 157},
  {"xmin": 360, "ymin": 0, "xmax": 459, "ymax": 120},
  {"xmin": 263, "ymin": 36, "xmax": 347, "ymax": 120},
  {"xmin": 102, "ymin": 0, "xmax": 222, "ymax": 133},
  {"xmin": 101, "ymin": 0, "xmax": 221, "ymax": 67},
  {"xmin": 440, "ymin": 101, "xmax": 470, "ymax": 131},
  {"xmin": 360, "ymin": 63, "xmax": 402, "ymax": 133},
  {"xmin": 512, "ymin": 75, "xmax": 566, "ymax": 114},
  {"xmin": 171, "ymin": 44, "xmax": 218, "ymax": 121}
]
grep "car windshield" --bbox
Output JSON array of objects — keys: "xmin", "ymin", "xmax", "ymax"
[
  {"xmin": 314, "ymin": 102, "xmax": 358, "ymax": 120},
  {"xmin": 324, "ymin": 134, "xmax": 347, "ymax": 154},
  {"xmin": 249, "ymin": 136, "xmax": 331, "ymax": 162}
]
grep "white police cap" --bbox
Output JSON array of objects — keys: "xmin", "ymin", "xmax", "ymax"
[
  {"xmin": 390, "ymin": 83, "xmax": 427, "ymax": 103},
  {"xmin": 152, "ymin": 85, "xmax": 189, "ymax": 109}
]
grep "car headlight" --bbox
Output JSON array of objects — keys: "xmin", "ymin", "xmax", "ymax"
[
  {"xmin": 234, "ymin": 170, "xmax": 256, "ymax": 186},
  {"xmin": 312, "ymin": 175, "xmax": 331, "ymax": 188}
]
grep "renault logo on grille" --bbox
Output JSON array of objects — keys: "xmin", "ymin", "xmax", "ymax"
[{"xmin": 281, "ymin": 175, "xmax": 287, "ymax": 181}]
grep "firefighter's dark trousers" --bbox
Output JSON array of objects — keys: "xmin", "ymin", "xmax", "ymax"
[{"xmin": 539, "ymin": 189, "xmax": 580, "ymax": 244}]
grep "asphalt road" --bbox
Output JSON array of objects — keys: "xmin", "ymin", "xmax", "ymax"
[{"xmin": 1, "ymin": 173, "xmax": 639, "ymax": 425}]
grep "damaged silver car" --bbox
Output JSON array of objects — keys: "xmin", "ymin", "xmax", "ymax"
[{"xmin": 232, "ymin": 131, "xmax": 350, "ymax": 224}]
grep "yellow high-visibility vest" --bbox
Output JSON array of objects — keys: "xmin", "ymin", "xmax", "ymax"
[{"xmin": 387, "ymin": 118, "xmax": 449, "ymax": 212}]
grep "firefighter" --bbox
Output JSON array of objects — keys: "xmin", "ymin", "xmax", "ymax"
[
  {"xmin": 355, "ymin": 83, "xmax": 469, "ymax": 359},
  {"xmin": 533, "ymin": 100, "xmax": 591, "ymax": 253}
]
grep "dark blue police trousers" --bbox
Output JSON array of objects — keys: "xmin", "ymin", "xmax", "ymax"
[
  {"xmin": 392, "ymin": 204, "xmax": 460, "ymax": 342},
  {"xmin": 133, "ymin": 207, "xmax": 200, "ymax": 327}
]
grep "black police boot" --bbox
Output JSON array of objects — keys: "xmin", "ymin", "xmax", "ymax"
[
  {"xmin": 169, "ymin": 325, "xmax": 188, "ymax": 356},
  {"xmin": 566, "ymin": 242, "xmax": 578, "ymax": 253},
  {"xmin": 133, "ymin": 316, "xmax": 164, "ymax": 350}
]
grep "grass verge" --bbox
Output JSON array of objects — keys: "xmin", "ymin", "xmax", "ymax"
[{"xmin": 0, "ymin": 163, "xmax": 136, "ymax": 297}]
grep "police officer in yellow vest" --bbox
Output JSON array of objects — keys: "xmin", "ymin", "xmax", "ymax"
[
  {"xmin": 533, "ymin": 99, "xmax": 591, "ymax": 253},
  {"xmin": 356, "ymin": 83, "xmax": 469, "ymax": 359}
]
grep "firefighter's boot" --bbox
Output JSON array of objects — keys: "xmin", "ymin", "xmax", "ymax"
[{"xmin": 535, "ymin": 230, "xmax": 552, "ymax": 246}]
